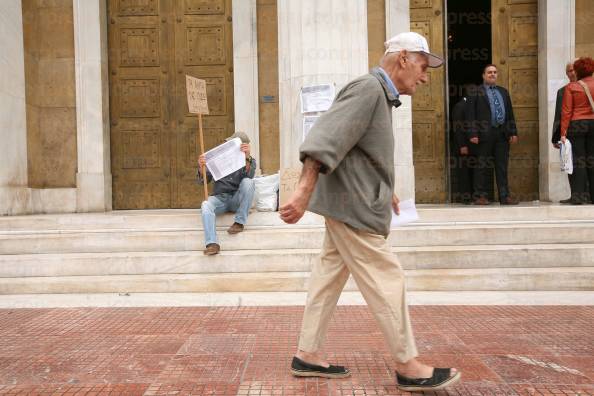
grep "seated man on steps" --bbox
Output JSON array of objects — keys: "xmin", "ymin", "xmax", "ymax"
[{"xmin": 198, "ymin": 132, "xmax": 256, "ymax": 256}]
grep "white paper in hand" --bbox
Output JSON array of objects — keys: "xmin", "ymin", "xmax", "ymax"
[
  {"xmin": 391, "ymin": 199, "xmax": 419, "ymax": 227},
  {"xmin": 204, "ymin": 138, "xmax": 245, "ymax": 181}
]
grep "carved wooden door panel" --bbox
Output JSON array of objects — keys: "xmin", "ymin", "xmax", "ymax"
[
  {"xmin": 173, "ymin": 0, "xmax": 234, "ymax": 208},
  {"xmin": 492, "ymin": 0, "xmax": 538, "ymax": 201},
  {"xmin": 108, "ymin": 0, "xmax": 234, "ymax": 209},
  {"xmin": 109, "ymin": 0, "xmax": 174, "ymax": 209},
  {"xmin": 410, "ymin": 0, "xmax": 446, "ymax": 203}
]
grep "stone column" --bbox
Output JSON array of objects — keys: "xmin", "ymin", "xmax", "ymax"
[
  {"xmin": 538, "ymin": 0, "xmax": 575, "ymax": 201},
  {"xmin": 73, "ymin": 0, "xmax": 112, "ymax": 212},
  {"xmin": 232, "ymin": 0, "xmax": 260, "ymax": 170},
  {"xmin": 387, "ymin": 0, "xmax": 415, "ymax": 201},
  {"xmin": 0, "ymin": 0, "xmax": 30, "ymax": 215},
  {"xmin": 277, "ymin": 0, "xmax": 368, "ymax": 169}
]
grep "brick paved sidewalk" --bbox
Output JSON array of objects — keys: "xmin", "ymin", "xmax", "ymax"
[{"xmin": 0, "ymin": 306, "xmax": 593, "ymax": 395}]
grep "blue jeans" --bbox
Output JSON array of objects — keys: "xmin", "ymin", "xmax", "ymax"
[{"xmin": 200, "ymin": 178, "xmax": 255, "ymax": 246}]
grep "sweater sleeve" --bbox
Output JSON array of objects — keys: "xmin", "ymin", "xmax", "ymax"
[
  {"xmin": 551, "ymin": 87, "xmax": 564, "ymax": 143},
  {"xmin": 197, "ymin": 167, "xmax": 213, "ymax": 184},
  {"xmin": 299, "ymin": 78, "xmax": 381, "ymax": 174},
  {"xmin": 244, "ymin": 157, "xmax": 256, "ymax": 179}
]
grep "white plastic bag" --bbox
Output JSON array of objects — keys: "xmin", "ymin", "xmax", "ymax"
[
  {"xmin": 560, "ymin": 139, "xmax": 573, "ymax": 174},
  {"xmin": 253, "ymin": 173, "xmax": 279, "ymax": 211}
]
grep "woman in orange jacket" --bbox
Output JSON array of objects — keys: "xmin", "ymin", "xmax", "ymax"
[{"xmin": 561, "ymin": 57, "xmax": 594, "ymax": 204}]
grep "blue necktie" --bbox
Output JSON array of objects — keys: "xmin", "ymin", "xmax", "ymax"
[{"xmin": 491, "ymin": 87, "xmax": 504, "ymax": 126}]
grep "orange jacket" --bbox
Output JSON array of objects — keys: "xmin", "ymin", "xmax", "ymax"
[{"xmin": 561, "ymin": 76, "xmax": 594, "ymax": 136}]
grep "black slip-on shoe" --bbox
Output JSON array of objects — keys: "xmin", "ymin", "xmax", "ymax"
[
  {"xmin": 290, "ymin": 356, "xmax": 350, "ymax": 379},
  {"xmin": 396, "ymin": 368, "xmax": 461, "ymax": 391}
]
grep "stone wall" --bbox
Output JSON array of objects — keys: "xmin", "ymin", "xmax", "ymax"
[
  {"xmin": 575, "ymin": 0, "xmax": 594, "ymax": 58},
  {"xmin": 22, "ymin": 0, "xmax": 77, "ymax": 188}
]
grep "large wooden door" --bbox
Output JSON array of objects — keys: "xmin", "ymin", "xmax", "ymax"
[
  {"xmin": 492, "ymin": 0, "xmax": 538, "ymax": 201},
  {"xmin": 410, "ymin": 0, "xmax": 447, "ymax": 203},
  {"xmin": 108, "ymin": 0, "xmax": 234, "ymax": 209}
]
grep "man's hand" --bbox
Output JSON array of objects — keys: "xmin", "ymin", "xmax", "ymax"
[
  {"xmin": 509, "ymin": 135, "xmax": 518, "ymax": 144},
  {"xmin": 279, "ymin": 158, "xmax": 321, "ymax": 224},
  {"xmin": 240, "ymin": 143, "xmax": 251, "ymax": 157},
  {"xmin": 469, "ymin": 137, "xmax": 479, "ymax": 144},
  {"xmin": 392, "ymin": 194, "xmax": 400, "ymax": 216},
  {"xmin": 198, "ymin": 154, "xmax": 206, "ymax": 168},
  {"xmin": 460, "ymin": 146, "xmax": 469, "ymax": 156},
  {"xmin": 553, "ymin": 143, "xmax": 560, "ymax": 149},
  {"xmin": 279, "ymin": 190, "xmax": 310, "ymax": 224},
  {"xmin": 561, "ymin": 135, "xmax": 567, "ymax": 144}
]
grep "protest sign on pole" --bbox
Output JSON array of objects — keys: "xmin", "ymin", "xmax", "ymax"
[{"xmin": 186, "ymin": 75, "xmax": 210, "ymax": 201}]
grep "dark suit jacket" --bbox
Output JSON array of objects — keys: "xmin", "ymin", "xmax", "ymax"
[
  {"xmin": 452, "ymin": 97, "xmax": 469, "ymax": 149},
  {"xmin": 551, "ymin": 86, "xmax": 565, "ymax": 144},
  {"xmin": 466, "ymin": 84, "xmax": 517, "ymax": 140}
]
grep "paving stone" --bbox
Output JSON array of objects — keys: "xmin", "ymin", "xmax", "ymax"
[{"xmin": 0, "ymin": 306, "xmax": 592, "ymax": 394}]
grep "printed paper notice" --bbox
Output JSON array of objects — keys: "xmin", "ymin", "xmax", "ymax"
[
  {"xmin": 391, "ymin": 199, "xmax": 419, "ymax": 227},
  {"xmin": 300, "ymin": 84, "xmax": 335, "ymax": 113},
  {"xmin": 302, "ymin": 116, "xmax": 319, "ymax": 142},
  {"xmin": 186, "ymin": 75, "xmax": 209, "ymax": 114},
  {"xmin": 204, "ymin": 138, "xmax": 244, "ymax": 181}
]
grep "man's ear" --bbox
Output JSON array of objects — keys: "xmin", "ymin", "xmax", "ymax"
[{"xmin": 399, "ymin": 49, "xmax": 409, "ymax": 66}]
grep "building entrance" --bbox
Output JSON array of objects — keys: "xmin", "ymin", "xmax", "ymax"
[{"xmin": 108, "ymin": 0, "xmax": 234, "ymax": 209}]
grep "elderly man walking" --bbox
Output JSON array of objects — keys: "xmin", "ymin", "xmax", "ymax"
[{"xmin": 280, "ymin": 32, "xmax": 461, "ymax": 392}]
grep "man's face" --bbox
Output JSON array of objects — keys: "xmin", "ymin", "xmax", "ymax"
[
  {"xmin": 482, "ymin": 66, "xmax": 497, "ymax": 85},
  {"xmin": 399, "ymin": 52, "xmax": 429, "ymax": 95},
  {"xmin": 566, "ymin": 64, "xmax": 577, "ymax": 82}
]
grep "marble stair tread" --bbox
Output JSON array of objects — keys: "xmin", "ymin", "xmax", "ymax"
[
  {"xmin": 4, "ymin": 205, "xmax": 594, "ymax": 231},
  {"xmin": 0, "ymin": 267, "xmax": 592, "ymax": 294},
  {"xmin": 2, "ymin": 222, "xmax": 594, "ymax": 255},
  {"xmin": 1, "ymin": 244, "xmax": 593, "ymax": 278},
  {"xmin": 3, "ymin": 219, "xmax": 594, "ymax": 234},
  {"xmin": 2, "ymin": 291, "xmax": 593, "ymax": 308}
]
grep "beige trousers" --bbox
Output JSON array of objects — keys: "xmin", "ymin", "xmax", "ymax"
[{"xmin": 298, "ymin": 217, "xmax": 418, "ymax": 363}]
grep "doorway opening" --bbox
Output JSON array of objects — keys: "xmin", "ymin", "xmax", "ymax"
[{"xmin": 446, "ymin": 0, "xmax": 492, "ymax": 203}]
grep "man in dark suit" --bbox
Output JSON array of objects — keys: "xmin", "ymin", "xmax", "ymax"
[
  {"xmin": 467, "ymin": 64, "xmax": 519, "ymax": 205},
  {"xmin": 551, "ymin": 61, "xmax": 577, "ymax": 204},
  {"xmin": 451, "ymin": 85, "xmax": 475, "ymax": 204}
]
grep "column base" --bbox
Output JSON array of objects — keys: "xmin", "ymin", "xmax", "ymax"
[
  {"xmin": 76, "ymin": 172, "xmax": 112, "ymax": 212},
  {"xmin": 541, "ymin": 162, "xmax": 571, "ymax": 202}
]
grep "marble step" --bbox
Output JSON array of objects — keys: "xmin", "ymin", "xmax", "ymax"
[
  {"xmin": 3, "ymin": 291, "xmax": 594, "ymax": 308},
  {"xmin": 0, "ymin": 267, "xmax": 592, "ymax": 294},
  {"xmin": 3, "ymin": 205, "xmax": 594, "ymax": 232},
  {"xmin": 2, "ymin": 222, "xmax": 594, "ymax": 254},
  {"xmin": 1, "ymin": 244, "xmax": 593, "ymax": 278}
]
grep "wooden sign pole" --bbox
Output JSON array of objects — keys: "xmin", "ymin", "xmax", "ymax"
[
  {"xmin": 198, "ymin": 113, "xmax": 208, "ymax": 201},
  {"xmin": 186, "ymin": 75, "xmax": 209, "ymax": 202}
]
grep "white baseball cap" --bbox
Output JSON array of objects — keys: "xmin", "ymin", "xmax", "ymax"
[{"xmin": 384, "ymin": 32, "xmax": 443, "ymax": 68}]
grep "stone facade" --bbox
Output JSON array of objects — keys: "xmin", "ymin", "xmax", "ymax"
[{"xmin": 0, "ymin": 0, "xmax": 591, "ymax": 215}]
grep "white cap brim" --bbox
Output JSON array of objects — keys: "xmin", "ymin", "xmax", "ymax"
[{"xmin": 422, "ymin": 51, "xmax": 444, "ymax": 68}]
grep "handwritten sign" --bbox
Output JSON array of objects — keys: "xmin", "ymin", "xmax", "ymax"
[
  {"xmin": 186, "ymin": 75, "xmax": 209, "ymax": 114},
  {"xmin": 279, "ymin": 166, "xmax": 302, "ymax": 207}
]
